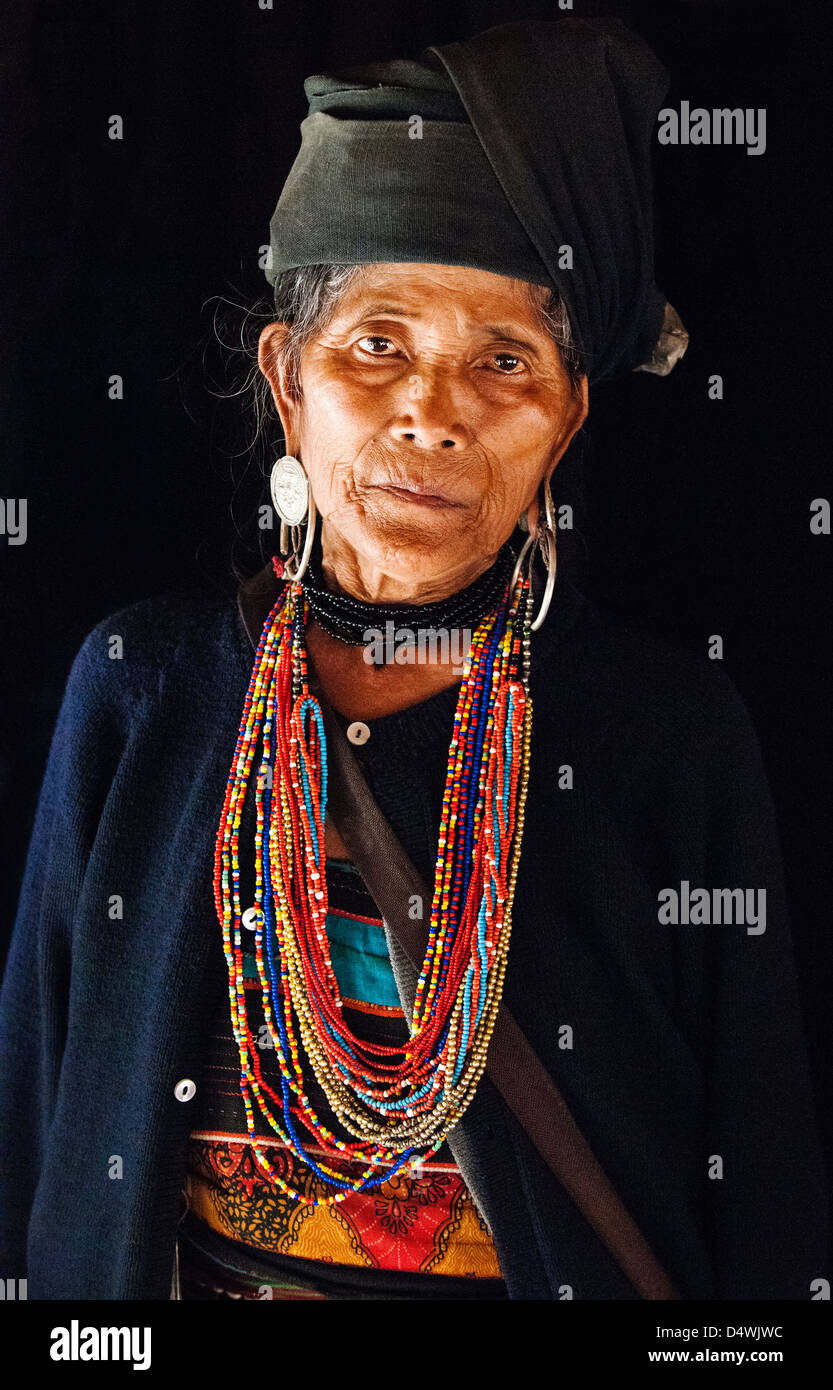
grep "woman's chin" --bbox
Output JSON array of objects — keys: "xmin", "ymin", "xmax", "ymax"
[
  {"xmin": 365, "ymin": 550, "xmax": 463, "ymax": 590},
  {"xmin": 353, "ymin": 516, "xmax": 475, "ymax": 569}
]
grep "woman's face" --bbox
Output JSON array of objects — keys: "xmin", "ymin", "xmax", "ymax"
[{"xmin": 259, "ymin": 262, "xmax": 588, "ymax": 597}]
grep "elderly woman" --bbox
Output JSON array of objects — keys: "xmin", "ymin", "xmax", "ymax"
[{"xmin": 0, "ymin": 17, "xmax": 827, "ymax": 1302}]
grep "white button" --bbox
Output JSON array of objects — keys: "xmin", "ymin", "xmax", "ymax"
[
  {"xmin": 174, "ymin": 1079, "xmax": 196, "ymax": 1103},
  {"xmin": 346, "ymin": 721, "xmax": 370, "ymax": 745},
  {"xmin": 242, "ymin": 907, "xmax": 262, "ymax": 931}
]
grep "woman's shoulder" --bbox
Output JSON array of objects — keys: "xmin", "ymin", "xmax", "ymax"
[
  {"xmin": 552, "ymin": 578, "xmax": 763, "ymax": 768},
  {"xmin": 60, "ymin": 580, "xmax": 249, "ymax": 720}
]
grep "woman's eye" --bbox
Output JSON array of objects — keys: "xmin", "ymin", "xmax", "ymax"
[
  {"xmin": 488, "ymin": 353, "xmax": 524, "ymax": 374},
  {"xmin": 356, "ymin": 336, "xmax": 398, "ymax": 355}
]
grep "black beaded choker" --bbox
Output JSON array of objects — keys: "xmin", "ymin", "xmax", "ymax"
[{"xmin": 298, "ymin": 522, "xmax": 520, "ymax": 646}]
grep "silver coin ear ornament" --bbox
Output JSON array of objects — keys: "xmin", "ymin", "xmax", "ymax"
[{"xmin": 269, "ymin": 454, "xmax": 317, "ymax": 582}]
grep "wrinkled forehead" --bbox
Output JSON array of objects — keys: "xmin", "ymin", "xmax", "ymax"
[{"xmin": 315, "ymin": 263, "xmax": 550, "ymax": 330}]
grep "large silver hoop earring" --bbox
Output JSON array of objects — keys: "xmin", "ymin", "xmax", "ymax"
[
  {"xmin": 511, "ymin": 478, "xmax": 557, "ymax": 631},
  {"xmin": 269, "ymin": 455, "xmax": 317, "ymax": 582}
]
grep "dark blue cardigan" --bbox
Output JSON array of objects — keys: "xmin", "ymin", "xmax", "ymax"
[{"xmin": 0, "ymin": 567, "xmax": 827, "ymax": 1299}]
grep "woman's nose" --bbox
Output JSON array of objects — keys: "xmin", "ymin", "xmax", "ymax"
[{"xmin": 388, "ymin": 368, "xmax": 472, "ymax": 450}]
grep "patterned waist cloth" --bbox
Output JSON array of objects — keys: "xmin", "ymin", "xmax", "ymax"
[{"xmin": 180, "ymin": 858, "xmax": 506, "ymax": 1300}]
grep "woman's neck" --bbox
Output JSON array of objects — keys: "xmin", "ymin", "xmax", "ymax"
[
  {"xmin": 304, "ymin": 520, "xmax": 516, "ymax": 718},
  {"xmin": 305, "ymin": 619, "xmax": 463, "ymax": 721}
]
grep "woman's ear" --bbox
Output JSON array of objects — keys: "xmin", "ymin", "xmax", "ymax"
[
  {"xmin": 562, "ymin": 374, "xmax": 589, "ymax": 444},
  {"xmin": 525, "ymin": 375, "xmax": 589, "ymax": 530},
  {"xmin": 258, "ymin": 322, "xmax": 301, "ymax": 452},
  {"xmin": 548, "ymin": 374, "xmax": 589, "ymax": 473}
]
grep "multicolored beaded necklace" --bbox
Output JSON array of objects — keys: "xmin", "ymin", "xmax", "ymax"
[{"xmin": 214, "ymin": 548, "xmax": 535, "ymax": 1206}]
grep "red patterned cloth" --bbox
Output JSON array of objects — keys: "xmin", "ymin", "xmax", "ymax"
[{"xmin": 186, "ymin": 1134, "xmax": 501, "ymax": 1277}]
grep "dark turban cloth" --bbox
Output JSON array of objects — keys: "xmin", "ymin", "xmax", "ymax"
[{"xmin": 264, "ymin": 17, "xmax": 688, "ymax": 385}]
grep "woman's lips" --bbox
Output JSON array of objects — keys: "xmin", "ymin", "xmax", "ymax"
[{"xmin": 371, "ymin": 485, "xmax": 465, "ymax": 509}]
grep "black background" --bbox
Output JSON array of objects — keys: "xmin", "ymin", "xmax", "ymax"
[{"xmin": 2, "ymin": 0, "xmax": 831, "ymax": 1213}]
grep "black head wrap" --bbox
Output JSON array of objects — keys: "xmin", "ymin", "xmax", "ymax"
[{"xmin": 265, "ymin": 17, "xmax": 688, "ymax": 385}]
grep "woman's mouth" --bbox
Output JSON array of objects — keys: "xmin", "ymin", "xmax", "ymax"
[{"xmin": 371, "ymin": 485, "xmax": 465, "ymax": 509}]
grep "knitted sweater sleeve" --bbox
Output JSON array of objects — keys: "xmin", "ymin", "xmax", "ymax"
[
  {"xmin": 0, "ymin": 625, "xmax": 122, "ymax": 1280},
  {"xmin": 694, "ymin": 674, "xmax": 829, "ymax": 1299}
]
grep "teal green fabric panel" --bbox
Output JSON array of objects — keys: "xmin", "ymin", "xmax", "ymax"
[
  {"xmin": 325, "ymin": 912, "xmax": 401, "ymax": 1008},
  {"xmin": 241, "ymin": 911, "xmax": 400, "ymax": 1008}
]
